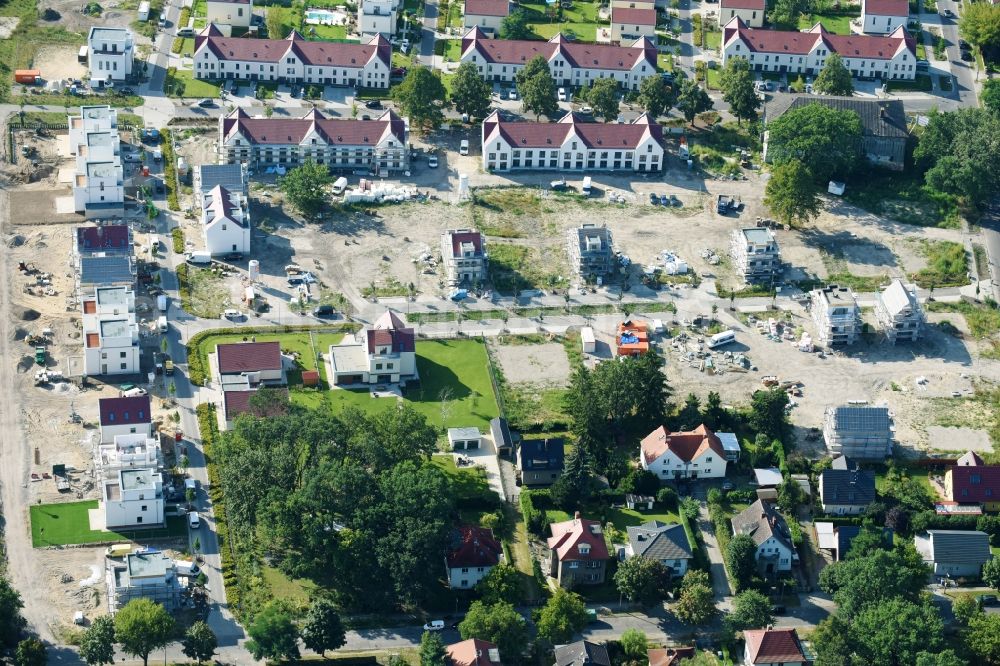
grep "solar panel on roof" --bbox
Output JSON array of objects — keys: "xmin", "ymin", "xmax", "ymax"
[{"xmin": 80, "ymin": 255, "xmax": 134, "ymax": 286}]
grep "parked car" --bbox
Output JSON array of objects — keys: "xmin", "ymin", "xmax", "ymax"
[
  {"xmin": 649, "ymin": 192, "xmax": 658, "ymax": 205},
  {"xmin": 459, "ymin": 140, "xmax": 469, "ymax": 156},
  {"xmin": 287, "ymin": 276, "xmax": 305, "ymax": 286},
  {"xmin": 508, "ymin": 88, "xmax": 518, "ymax": 100},
  {"xmin": 959, "ymin": 39, "xmax": 971, "ymax": 51},
  {"xmin": 423, "ymin": 621, "xmax": 445, "ymax": 632},
  {"xmin": 223, "ymin": 309, "xmax": 243, "ymax": 321},
  {"xmin": 551, "ymin": 179, "xmax": 567, "ymax": 191},
  {"xmin": 188, "ymin": 512, "xmax": 200, "ymax": 529},
  {"xmin": 196, "ymin": 98, "xmax": 214, "ymax": 108},
  {"xmin": 961, "ymin": 51, "xmax": 973, "ymax": 61},
  {"xmin": 428, "ymin": 155, "xmax": 439, "ymax": 168},
  {"xmin": 313, "ymin": 304, "xmax": 336, "ymax": 318},
  {"xmin": 579, "ymin": 105, "xmax": 593, "ymax": 114},
  {"xmin": 722, "ymin": 481, "xmax": 734, "ymax": 491},
  {"xmin": 942, "ymin": 8, "xmax": 955, "ymax": 18},
  {"xmin": 977, "ymin": 594, "xmax": 998, "ymax": 607},
  {"xmin": 223, "ymin": 252, "xmax": 243, "ymax": 261},
  {"xmin": 771, "ymin": 605, "xmax": 787, "ymax": 615},
  {"xmin": 558, "ymin": 87, "xmax": 567, "ymax": 102},
  {"xmin": 365, "ymin": 99, "xmax": 383, "ymax": 109}
]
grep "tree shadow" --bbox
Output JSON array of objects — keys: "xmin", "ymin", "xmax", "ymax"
[{"xmin": 798, "ymin": 226, "xmax": 899, "ymax": 270}]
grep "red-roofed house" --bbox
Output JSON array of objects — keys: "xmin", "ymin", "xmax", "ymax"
[
  {"xmin": 743, "ymin": 628, "xmax": 807, "ymax": 666},
  {"xmin": 217, "ymin": 106, "xmax": 409, "ymax": 173},
  {"xmin": 446, "ymin": 525, "xmax": 503, "ymax": 588},
  {"xmin": 328, "ymin": 310, "xmax": 418, "ymax": 385},
  {"xmin": 215, "ymin": 341, "xmax": 284, "ymax": 386},
  {"xmin": 646, "ymin": 647, "xmax": 696, "ymax": 666},
  {"xmin": 861, "ymin": 0, "xmax": 909, "ymax": 35},
  {"xmin": 547, "ymin": 512, "xmax": 611, "ymax": 587},
  {"xmin": 447, "ymin": 639, "xmax": 502, "ymax": 666},
  {"xmin": 481, "ymin": 110, "xmax": 664, "ymax": 173},
  {"xmin": 222, "ymin": 388, "xmax": 289, "ymax": 428},
  {"xmin": 460, "ymin": 27, "xmax": 659, "ymax": 91},
  {"xmin": 464, "ymin": 0, "xmax": 510, "ymax": 34},
  {"xmin": 720, "ymin": 0, "xmax": 765, "ymax": 28},
  {"xmin": 722, "ymin": 17, "xmax": 916, "ymax": 81},
  {"xmin": 201, "ymin": 184, "xmax": 250, "ymax": 256},
  {"xmin": 610, "ymin": 5, "xmax": 657, "ymax": 42},
  {"xmin": 640, "ymin": 424, "xmax": 730, "ymax": 479},
  {"xmin": 194, "ymin": 27, "xmax": 391, "ymax": 88},
  {"xmin": 944, "ymin": 451, "xmax": 1000, "ymax": 512},
  {"xmin": 441, "ymin": 229, "xmax": 487, "ymax": 286},
  {"xmin": 99, "ymin": 395, "xmax": 152, "ymax": 443}
]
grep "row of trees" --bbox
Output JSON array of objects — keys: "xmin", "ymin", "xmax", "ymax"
[{"xmin": 245, "ymin": 596, "xmax": 348, "ymax": 662}]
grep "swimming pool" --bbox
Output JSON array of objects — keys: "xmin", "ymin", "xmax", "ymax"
[{"xmin": 304, "ymin": 8, "xmax": 347, "ymax": 25}]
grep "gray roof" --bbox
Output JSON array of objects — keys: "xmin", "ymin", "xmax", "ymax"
[
  {"xmin": 80, "ymin": 255, "xmax": 134, "ymax": 286},
  {"xmin": 554, "ymin": 642, "xmax": 611, "ymax": 666},
  {"xmin": 197, "ymin": 163, "xmax": 247, "ymax": 195},
  {"xmin": 879, "ymin": 279, "xmax": 920, "ymax": 318},
  {"xmin": 518, "ymin": 438, "xmax": 564, "ymax": 471},
  {"xmin": 731, "ymin": 499, "xmax": 795, "ymax": 551},
  {"xmin": 764, "ymin": 94, "xmax": 909, "ymax": 139},
  {"xmin": 926, "ymin": 530, "xmax": 991, "ymax": 565},
  {"xmin": 627, "ymin": 520, "xmax": 692, "ymax": 562},
  {"xmin": 830, "ymin": 405, "xmax": 891, "ymax": 436},
  {"xmin": 831, "ymin": 455, "xmax": 856, "ymax": 470},
  {"xmin": 820, "ymin": 469, "xmax": 876, "ymax": 506}
]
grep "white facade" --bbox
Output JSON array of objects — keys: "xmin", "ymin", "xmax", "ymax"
[
  {"xmin": 88, "ymin": 27, "xmax": 134, "ymax": 85},
  {"xmin": 861, "ymin": 0, "xmax": 909, "ymax": 34},
  {"xmin": 100, "ymin": 420, "xmax": 152, "ymax": 444},
  {"xmin": 82, "ymin": 286, "xmax": 140, "ymax": 376},
  {"xmin": 201, "ymin": 185, "xmax": 250, "ymax": 256},
  {"xmin": 460, "ymin": 28, "xmax": 659, "ymax": 91},
  {"xmin": 207, "ymin": 0, "xmax": 253, "ymax": 28},
  {"xmin": 481, "ymin": 111, "xmax": 664, "ymax": 173},
  {"xmin": 448, "ymin": 564, "xmax": 493, "ymax": 588},
  {"xmin": 610, "ymin": 6, "xmax": 657, "ymax": 43},
  {"xmin": 722, "ymin": 18, "xmax": 916, "ymax": 81},
  {"xmin": 641, "ymin": 446, "xmax": 728, "ymax": 479},
  {"xmin": 441, "ymin": 229, "xmax": 487, "ymax": 285},
  {"xmin": 102, "ymin": 468, "xmax": 165, "ymax": 528},
  {"xmin": 755, "ymin": 534, "xmax": 794, "ymax": 572},
  {"xmin": 194, "ymin": 27, "xmax": 391, "ymax": 88},
  {"xmin": 640, "ymin": 425, "xmax": 730, "ymax": 479},
  {"xmin": 69, "ymin": 106, "xmax": 124, "ymax": 215},
  {"xmin": 97, "ymin": 434, "xmax": 162, "ymax": 473},
  {"xmin": 811, "ymin": 285, "xmax": 861, "ymax": 347},
  {"xmin": 730, "ymin": 227, "xmax": 780, "ymax": 284},
  {"xmin": 359, "ymin": 0, "xmax": 399, "ymax": 37},
  {"xmin": 719, "ymin": 0, "xmax": 766, "ymax": 28},
  {"xmin": 107, "ymin": 552, "xmax": 181, "ymax": 613}
]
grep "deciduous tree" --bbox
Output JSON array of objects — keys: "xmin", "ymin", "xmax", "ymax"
[
  {"xmin": 725, "ymin": 534, "xmax": 758, "ymax": 592},
  {"xmin": 614, "ymin": 556, "xmax": 670, "ymax": 606},
  {"xmin": 536, "ymin": 588, "xmax": 589, "ymax": 644},
  {"xmin": 266, "ymin": 7, "xmax": 286, "ymax": 38},
  {"xmin": 813, "ymin": 54, "xmax": 854, "ymax": 96},
  {"xmin": 966, "ymin": 613, "xmax": 1000, "ymax": 664},
  {"xmin": 720, "ymin": 56, "xmax": 760, "ymax": 125},
  {"xmin": 300, "ymin": 598, "xmax": 346, "ymax": 657},
  {"xmin": 0, "ymin": 575, "xmax": 25, "ymax": 648},
  {"xmin": 500, "ymin": 10, "xmax": 533, "ymax": 39},
  {"xmin": 392, "ymin": 67, "xmax": 447, "ymax": 132},
  {"xmin": 764, "ymin": 160, "xmax": 820, "ymax": 228},
  {"xmin": 181, "ymin": 621, "xmax": 218, "ymax": 665},
  {"xmin": 951, "ymin": 593, "xmax": 981, "ymax": 626},
  {"xmin": 451, "ymin": 61, "xmax": 493, "ymax": 120},
  {"xmin": 278, "ymin": 160, "xmax": 333, "ymax": 219},
  {"xmin": 619, "ymin": 629, "xmax": 648, "ymax": 662},
  {"xmin": 765, "ymin": 103, "xmax": 863, "ymax": 182},
  {"xmin": 849, "ymin": 598, "xmax": 944, "ymax": 665},
  {"xmin": 637, "ymin": 76, "xmax": 675, "ymax": 118},
  {"xmin": 246, "ymin": 603, "xmax": 300, "ymax": 662},
  {"xmin": 960, "ymin": 3, "xmax": 1000, "ymax": 51},
  {"xmin": 586, "ymin": 78, "xmax": 620, "ymax": 121},
  {"xmin": 768, "ymin": 0, "xmax": 804, "ymax": 29},
  {"xmin": 983, "ymin": 79, "xmax": 1000, "ymax": 115},
  {"xmin": 914, "ymin": 109, "xmax": 1000, "ymax": 205},
  {"xmin": 80, "ymin": 615, "xmax": 116, "ymax": 666},
  {"xmin": 458, "ymin": 601, "xmax": 528, "ymax": 660},
  {"xmin": 727, "ymin": 590, "xmax": 773, "ymax": 630},
  {"xmin": 114, "ymin": 599, "xmax": 175, "ymax": 666},
  {"xmin": 673, "ymin": 570, "xmax": 716, "ymax": 625},
  {"xmin": 676, "ymin": 78, "xmax": 713, "ymax": 124},
  {"xmin": 983, "ymin": 555, "xmax": 1000, "ymax": 590},
  {"xmin": 477, "ymin": 564, "xmax": 524, "ymax": 605},
  {"xmin": 516, "ymin": 56, "xmax": 560, "ymax": 120},
  {"xmin": 15, "ymin": 639, "xmax": 46, "ymax": 666}
]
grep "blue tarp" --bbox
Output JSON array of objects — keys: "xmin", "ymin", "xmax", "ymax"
[{"xmin": 620, "ymin": 333, "xmax": 639, "ymax": 344}]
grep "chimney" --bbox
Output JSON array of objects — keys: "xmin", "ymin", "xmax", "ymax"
[{"xmin": 574, "ymin": 511, "xmax": 581, "ymax": 520}]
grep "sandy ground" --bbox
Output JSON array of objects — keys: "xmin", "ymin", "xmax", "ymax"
[
  {"xmin": 0, "ymin": 16, "xmax": 20, "ymax": 39},
  {"xmin": 493, "ymin": 341, "xmax": 572, "ymax": 386},
  {"xmin": 34, "ymin": 45, "xmax": 88, "ymax": 83}
]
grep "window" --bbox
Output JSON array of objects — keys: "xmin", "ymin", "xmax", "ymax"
[
  {"xmin": 141, "ymin": 505, "xmax": 147, "ymax": 511},
  {"xmin": 375, "ymin": 363, "xmax": 383, "ymax": 370},
  {"xmin": 461, "ymin": 567, "xmax": 469, "ymax": 573}
]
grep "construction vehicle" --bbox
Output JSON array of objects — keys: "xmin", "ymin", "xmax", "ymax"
[{"xmin": 35, "ymin": 347, "xmax": 46, "ymax": 366}]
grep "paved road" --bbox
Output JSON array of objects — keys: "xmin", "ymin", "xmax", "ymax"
[
  {"xmin": 934, "ymin": 0, "xmax": 979, "ymax": 110},
  {"xmin": 419, "ymin": 0, "xmax": 439, "ymax": 68},
  {"xmin": 980, "ymin": 201, "xmax": 1000, "ymax": 304}
]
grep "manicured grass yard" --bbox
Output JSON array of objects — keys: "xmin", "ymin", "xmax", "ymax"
[
  {"xmin": 166, "ymin": 68, "xmax": 222, "ymax": 98},
  {"xmin": 30, "ymin": 500, "xmax": 186, "ymax": 547},
  {"xmin": 798, "ymin": 13, "xmax": 855, "ymax": 34},
  {"xmin": 521, "ymin": 0, "xmax": 602, "ymax": 41},
  {"xmin": 706, "ymin": 67, "xmax": 722, "ymax": 90},
  {"xmin": 704, "ymin": 30, "xmax": 722, "ymax": 51},
  {"xmin": 608, "ymin": 506, "xmax": 681, "ymax": 531},
  {"xmin": 529, "ymin": 22, "xmax": 598, "ymax": 41},
  {"xmin": 296, "ymin": 339, "xmax": 501, "ymax": 433},
  {"xmin": 196, "ymin": 331, "xmax": 344, "ymax": 386},
  {"xmin": 435, "ymin": 39, "xmax": 463, "ymax": 62},
  {"xmin": 431, "ymin": 455, "xmax": 494, "ymax": 504},
  {"xmin": 261, "ymin": 565, "xmax": 315, "ymax": 605},
  {"xmin": 306, "ymin": 24, "xmax": 354, "ymax": 41}
]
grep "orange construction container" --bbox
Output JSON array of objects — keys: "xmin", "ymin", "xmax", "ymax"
[{"xmin": 14, "ymin": 69, "xmax": 41, "ymax": 84}]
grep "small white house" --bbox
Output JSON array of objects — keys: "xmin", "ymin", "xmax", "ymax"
[
  {"xmin": 201, "ymin": 184, "xmax": 250, "ymax": 256},
  {"xmin": 463, "ymin": 0, "xmax": 510, "ymax": 34},
  {"xmin": 87, "ymin": 27, "xmax": 134, "ymax": 85},
  {"xmin": 449, "ymin": 427, "xmax": 483, "ymax": 450},
  {"xmin": 207, "ymin": 0, "xmax": 253, "ymax": 29},
  {"xmin": 101, "ymin": 468, "xmax": 165, "ymax": 528},
  {"xmin": 99, "ymin": 396, "xmax": 152, "ymax": 444},
  {"xmin": 719, "ymin": 0, "xmax": 765, "ymax": 28},
  {"xmin": 861, "ymin": 0, "xmax": 909, "ymax": 35},
  {"xmin": 640, "ymin": 424, "xmax": 730, "ymax": 479},
  {"xmin": 359, "ymin": 0, "xmax": 399, "ymax": 37},
  {"xmin": 731, "ymin": 499, "xmax": 797, "ymax": 574},
  {"xmin": 82, "ymin": 286, "xmax": 140, "ymax": 376}
]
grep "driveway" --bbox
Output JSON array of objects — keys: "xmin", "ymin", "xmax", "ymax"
[
  {"xmin": 697, "ymin": 501, "xmax": 732, "ymax": 602},
  {"xmin": 453, "ymin": 446, "xmax": 506, "ymax": 502}
]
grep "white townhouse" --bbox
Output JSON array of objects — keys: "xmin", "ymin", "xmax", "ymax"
[
  {"xmin": 861, "ymin": 0, "xmax": 909, "ymax": 35},
  {"xmin": 719, "ymin": 0, "xmax": 765, "ymax": 28},
  {"xmin": 481, "ymin": 110, "xmax": 664, "ymax": 173},
  {"xmin": 731, "ymin": 499, "xmax": 798, "ymax": 574},
  {"xmin": 610, "ymin": 5, "xmax": 657, "ymax": 43},
  {"xmin": 463, "ymin": 0, "xmax": 510, "ymax": 34},
  {"xmin": 98, "ymin": 395, "xmax": 153, "ymax": 444},
  {"xmin": 82, "ymin": 286, "xmax": 140, "ymax": 376},
  {"xmin": 87, "ymin": 27, "xmax": 134, "ymax": 86},
  {"xmin": 207, "ymin": 0, "xmax": 253, "ymax": 31},
  {"xmin": 201, "ymin": 185, "xmax": 250, "ymax": 256},
  {"xmin": 217, "ymin": 107, "xmax": 409, "ymax": 172},
  {"xmin": 722, "ymin": 17, "xmax": 916, "ymax": 81},
  {"xmin": 69, "ymin": 105, "xmax": 124, "ymax": 217},
  {"xmin": 640, "ymin": 424, "xmax": 731, "ymax": 480},
  {"xmin": 359, "ymin": 0, "xmax": 400, "ymax": 37},
  {"xmin": 194, "ymin": 24, "xmax": 391, "ymax": 88},
  {"xmin": 460, "ymin": 27, "xmax": 659, "ymax": 91}
]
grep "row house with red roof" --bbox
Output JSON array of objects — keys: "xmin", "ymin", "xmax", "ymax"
[
  {"xmin": 460, "ymin": 28, "xmax": 659, "ymax": 91},
  {"xmin": 445, "ymin": 525, "xmax": 503, "ymax": 589},
  {"xmin": 217, "ymin": 107, "xmax": 409, "ymax": 173},
  {"xmin": 193, "ymin": 25, "xmax": 392, "ymax": 88},
  {"xmin": 640, "ymin": 424, "xmax": 732, "ymax": 479},
  {"xmin": 610, "ymin": 5, "xmax": 657, "ymax": 43},
  {"xmin": 463, "ymin": 0, "xmax": 510, "ymax": 34},
  {"xmin": 719, "ymin": 0, "xmax": 765, "ymax": 28},
  {"xmin": 481, "ymin": 111, "xmax": 664, "ymax": 173},
  {"xmin": 722, "ymin": 17, "xmax": 917, "ymax": 81},
  {"xmin": 943, "ymin": 451, "xmax": 1000, "ymax": 514},
  {"xmin": 861, "ymin": 0, "xmax": 909, "ymax": 35}
]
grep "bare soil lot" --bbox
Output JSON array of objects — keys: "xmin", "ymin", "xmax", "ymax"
[
  {"xmin": 33, "ymin": 45, "xmax": 87, "ymax": 83},
  {"xmin": 494, "ymin": 341, "xmax": 572, "ymax": 386}
]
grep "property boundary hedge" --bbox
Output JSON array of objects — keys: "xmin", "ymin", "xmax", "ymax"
[{"xmin": 196, "ymin": 403, "xmax": 240, "ymax": 609}]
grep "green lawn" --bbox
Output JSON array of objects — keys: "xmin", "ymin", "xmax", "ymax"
[
  {"xmin": 431, "ymin": 455, "xmax": 495, "ymax": 503},
  {"xmin": 30, "ymin": 500, "xmax": 186, "ymax": 547},
  {"xmin": 529, "ymin": 22, "xmax": 598, "ymax": 41},
  {"xmin": 179, "ymin": 37, "xmax": 195, "ymax": 57},
  {"xmin": 296, "ymin": 339, "xmax": 501, "ymax": 432},
  {"xmin": 166, "ymin": 68, "xmax": 222, "ymax": 98},
  {"xmin": 885, "ymin": 73, "xmax": 933, "ymax": 92},
  {"xmin": 798, "ymin": 13, "xmax": 855, "ymax": 34},
  {"xmin": 520, "ymin": 0, "xmax": 603, "ymax": 40},
  {"xmin": 608, "ymin": 506, "xmax": 681, "ymax": 531},
  {"xmin": 706, "ymin": 67, "xmax": 722, "ymax": 90},
  {"xmin": 704, "ymin": 30, "xmax": 722, "ymax": 51},
  {"xmin": 874, "ymin": 469, "xmax": 936, "ymax": 497},
  {"xmin": 305, "ymin": 24, "xmax": 354, "ymax": 41},
  {"xmin": 435, "ymin": 38, "xmax": 463, "ymax": 62},
  {"xmin": 261, "ymin": 565, "xmax": 315, "ymax": 605}
]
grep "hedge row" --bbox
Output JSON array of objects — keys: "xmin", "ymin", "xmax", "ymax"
[
  {"xmin": 171, "ymin": 226, "xmax": 185, "ymax": 254},
  {"xmin": 160, "ymin": 128, "xmax": 181, "ymax": 211},
  {"xmin": 196, "ymin": 403, "xmax": 240, "ymax": 610}
]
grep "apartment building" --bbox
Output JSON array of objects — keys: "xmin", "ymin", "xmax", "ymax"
[
  {"xmin": 359, "ymin": 0, "xmax": 399, "ymax": 37},
  {"xmin": 207, "ymin": 0, "xmax": 253, "ymax": 30},
  {"xmin": 460, "ymin": 27, "xmax": 659, "ymax": 91},
  {"xmin": 98, "ymin": 395, "xmax": 152, "ymax": 444},
  {"xmin": 719, "ymin": 0, "xmax": 765, "ymax": 28},
  {"xmin": 861, "ymin": 0, "xmax": 909, "ymax": 35},
  {"xmin": 82, "ymin": 286, "xmax": 140, "ymax": 376},
  {"xmin": 729, "ymin": 227, "xmax": 780, "ymax": 284},
  {"xmin": 463, "ymin": 0, "xmax": 510, "ymax": 34},
  {"xmin": 101, "ymin": 467, "xmax": 165, "ymax": 529},
  {"xmin": 107, "ymin": 552, "xmax": 181, "ymax": 613},
  {"xmin": 68, "ymin": 106, "xmax": 124, "ymax": 218},
  {"xmin": 875, "ymin": 279, "xmax": 923, "ymax": 344},
  {"xmin": 811, "ymin": 285, "xmax": 861, "ymax": 347},
  {"xmin": 610, "ymin": 5, "xmax": 657, "ymax": 43},
  {"xmin": 722, "ymin": 18, "xmax": 917, "ymax": 81},
  {"xmin": 87, "ymin": 27, "xmax": 134, "ymax": 86},
  {"xmin": 481, "ymin": 111, "xmax": 664, "ymax": 173},
  {"xmin": 441, "ymin": 229, "xmax": 487, "ymax": 286},
  {"xmin": 217, "ymin": 107, "xmax": 409, "ymax": 173},
  {"xmin": 568, "ymin": 224, "xmax": 615, "ymax": 279},
  {"xmin": 824, "ymin": 404, "xmax": 894, "ymax": 460},
  {"xmin": 194, "ymin": 25, "xmax": 391, "ymax": 88}
]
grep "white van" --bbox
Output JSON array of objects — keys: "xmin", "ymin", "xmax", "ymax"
[
  {"xmin": 177, "ymin": 18, "xmax": 195, "ymax": 36},
  {"xmin": 188, "ymin": 511, "xmax": 200, "ymax": 529},
  {"xmin": 582, "ymin": 176, "xmax": 592, "ymax": 196},
  {"xmin": 186, "ymin": 251, "xmax": 212, "ymax": 265},
  {"xmin": 707, "ymin": 329, "xmax": 736, "ymax": 349},
  {"xmin": 157, "ymin": 315, "xmax": 168, "ymax": 333},
  {"xmin": 174, "ymin": 559, "xmax": 200, "ymax": 576},
  {"xmin": 332, "ymin": 176, "xmax": 348, "ymax": 195},
  {"xmin": 459, "ymin": 140, "xmax": 469, "ymax": 156}
]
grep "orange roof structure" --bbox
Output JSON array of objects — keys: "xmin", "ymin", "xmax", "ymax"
[
  {"xmin": 641, "ymin": 424, "xmax": 726, "ymax": 465},
  {"xmin": 616, "ymin": 320, "xmax": 650, "ymax": 357}
]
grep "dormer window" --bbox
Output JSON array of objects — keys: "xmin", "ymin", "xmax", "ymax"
[{"xmin": 578, "ymin": 543, "xmax": 590, "ymax": 555}]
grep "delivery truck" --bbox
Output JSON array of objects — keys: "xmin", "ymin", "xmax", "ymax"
[
  {"xmin": 185, "ymin": 251, "xmax": 212, "ymax": 265},
  {"xmin": 14, "ymin": 70, "xmax": 42, "ymax": 85},
  {"xmin": 138, "ymin": 0, "xmax": 150, "ymax": 20}
]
